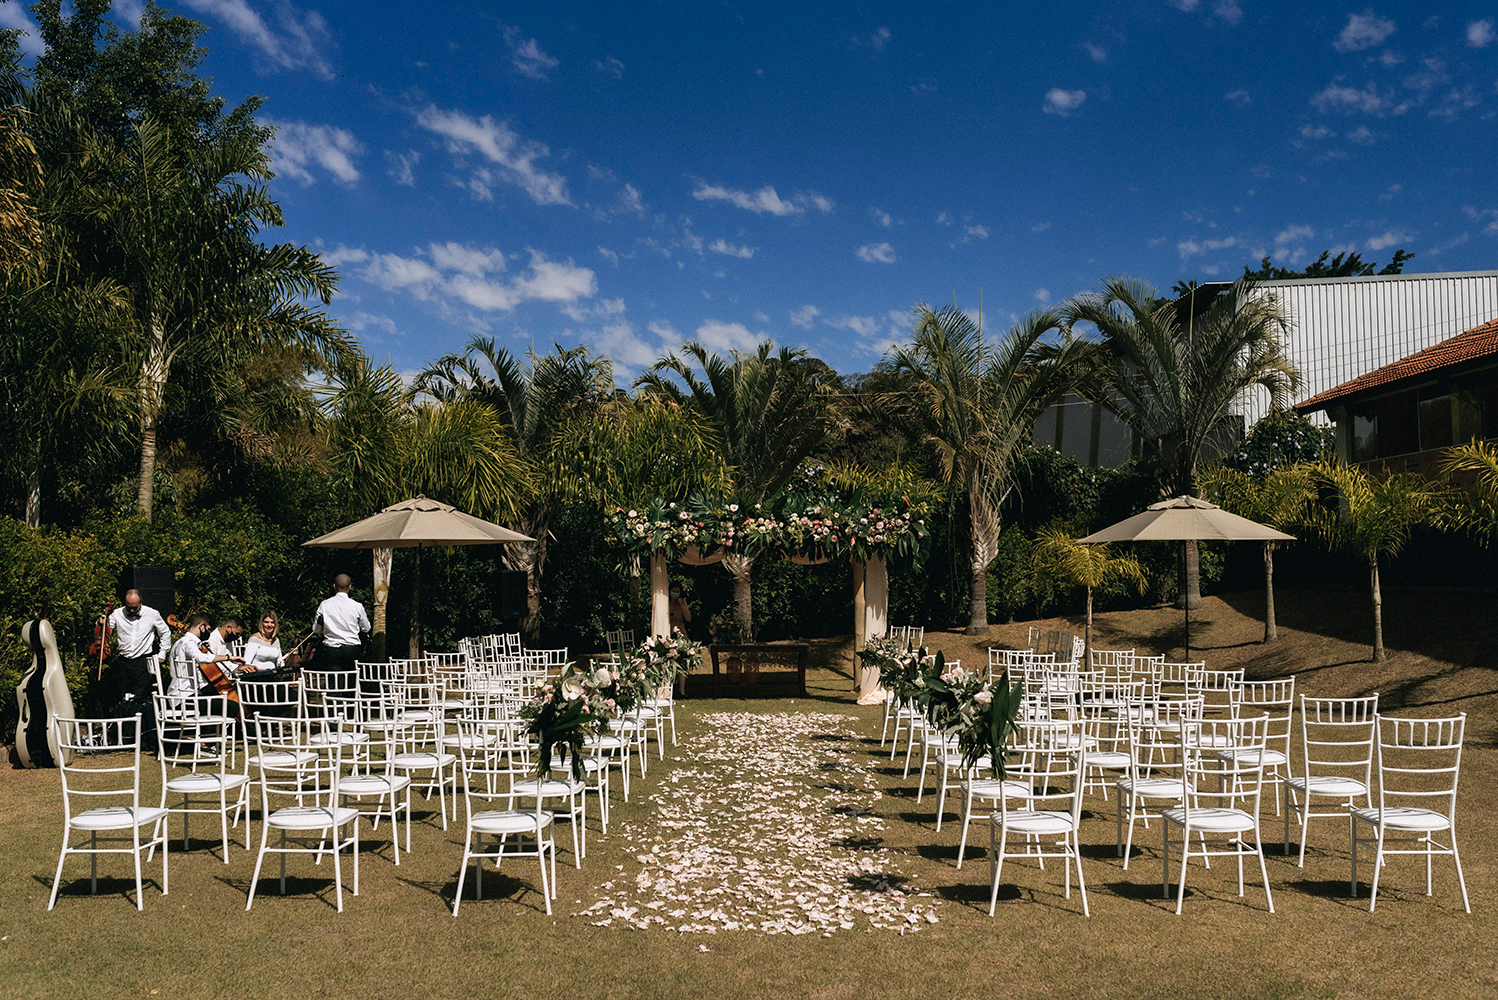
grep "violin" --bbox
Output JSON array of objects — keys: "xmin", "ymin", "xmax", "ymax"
[{"xmin": 90, "ymin": 601, "xmax": 113, "ymax": 680}]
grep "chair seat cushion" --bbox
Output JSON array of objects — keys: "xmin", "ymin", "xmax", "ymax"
[
  {"xmin": 1118, "ymin": 777, "xmax": 1189, "ymax": 798},
  {"xmin": 512, "ymin": 777, "xmax": 585, "ymax": 797},
  {"xmin": 391, "ymin": 752, "xmax": 456, "ymax": 769},
  {"xmin": 249, "ymin": 750, "xmax": 318, "ymax": 768},
  {"xmin": 266, "ymin": 805, "xmax": 359, "ymax": 830},
  {"xmin": 470, "ymin": 809, "xmax": 553, "ymax": 835},
  {"xmin": 993, "ymin": 809, "xmax": 1078, "ymax": 836},
  {"xmin": 1288, "ymin": 775, "xmax": 1368, "ymax": 798},
  {"xmin": 1351, "ymin": 806, "xmax": 1453, "ymax": 832},
  {"xmin": 341, "ymin": 774, "xmax": 412, "ymax": 795},
  {"xmin": 1086, "ymin": 751, "xmax": 1132, "ymax": 769},
  {"xmin": 1217, "ymin": 748, "xmax": 1288, "ymax": 767},
  {"xmin": 306, "ymin": 732, "xmax": 370, "ymax": 746},
  {"xmin": 966, "ymin": 778, "xmax": 1030, "ymax": 800},
  {"xmin": 165, "ymin": 772, "xmax": 249, "ymax": 793},
  {"xmin": 69, "ymin": 805, "xmax": 169, "ymax": 831},
  {"xmin": 1162, "ymin": 806, "xmax": 1255, "ymax": 832}
]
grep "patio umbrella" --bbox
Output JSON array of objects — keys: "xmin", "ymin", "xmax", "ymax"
[
  {"xmin": 1078, "ymin": 495, "xmax": 1293, "ymax": 657},
  {"xmin": 303, "ymin": 496, "xmax": 534, "ymax": 656}
]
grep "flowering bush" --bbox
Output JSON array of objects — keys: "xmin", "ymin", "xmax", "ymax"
[{"xmin": 519, "ymin": 662, "xmax": 618, "ymax": 778}]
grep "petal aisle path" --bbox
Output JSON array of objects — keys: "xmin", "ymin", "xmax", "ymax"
[{"xmin": 578, "ymin": 711, "xmax": 942, "ymax": 936}]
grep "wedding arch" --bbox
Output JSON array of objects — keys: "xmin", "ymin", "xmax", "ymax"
[{"xmin": 609, "ymin": 490, "xmax": 931, "ymax": 705}]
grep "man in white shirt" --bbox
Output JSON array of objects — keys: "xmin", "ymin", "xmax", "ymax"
[
  {"xmin": 313, "ymin": 574, "xmax": 370, "ymax": 677},
  {"xmin": 104, "ymin": 589, "xmax": 171, "ymax": 718},
  {"xmin": 207, "ymin": 617, "xmax": 250, "ymax": 673},
  {"xmin": 166, "ymin": 615, "xmax": 218, "ymax": 700}
]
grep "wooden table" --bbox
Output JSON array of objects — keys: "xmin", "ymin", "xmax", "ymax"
[{"xmin": 708, "ymin": 643, "xmax": 809, "ymax": 697}]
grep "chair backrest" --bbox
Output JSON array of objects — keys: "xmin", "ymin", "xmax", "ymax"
[
  {"xmin": 502, "ymin": 633, "xmax": 523, "ymax": 656},
  {"xmin": 1188, "ymin": 667, "xmax": 1245, "ymax": 716},
  {"xmin": 1088, "ymin": 648, "xmax": 1135, "ymax": 671},
  {"xmin": 300, "ymin": 668, "xmax": 355, "ymax": 717},
  {"xmin": 357, "ymin": 660, "xmax": 405, "ymax": 687},
  {"xmin": 1233, "ymin": 677, "xmax": 1295, "ymax": 747},
  {"xmin": 1299, "ymin": 694, "xmax": 1379, "ymax": 783},
  {"xmin": 253, "ymin": 713, "xmax": 345, "ymax": 808},
  {"xmin": 1003, "ymin": 724, "xmax": 1085, "ymax": 820},
  {"xmin": 237, "ymin": 677, "xmax": 299, "ymax": 716},
  {"xmin": 54, "ymin": 716, "xmax": 144, "ymax": 824},
  {"xmin": 1159, "ymin": 660, "xmax": 1206, "ymax": 694},
  {"xmin": 152, "ymin": 693, "xmax": 234, "ymax": 773},
  {"xmin": 1372, "ymin": 713, "xmax": 1465, "ymax": 818},
  {"xmin": 1181, "ymin": 714, "xmax": 1270, "ymax": 814},
  {"xmin": 1026, "ymin": 625, "xmax": 1043, "ymax": 650}
]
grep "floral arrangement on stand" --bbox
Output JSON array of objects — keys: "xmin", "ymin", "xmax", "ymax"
[
  {"xmin": 519, "ymin": 663, "xmax": 621, "ymax": 778},
  {"xmin": 630, "ymin": 630, "xmax": 706, "ymax": 694},
  {"xmin": 856, "ymin": 636, "xmax": 928, "ymax": 703},
  {"xmin": 914, "ymin": 651, "xmax": 1024, "ymax": 779}
]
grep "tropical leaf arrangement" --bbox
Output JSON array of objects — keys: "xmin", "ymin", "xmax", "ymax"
[
  {"xmin": 857, "ymin": 635, "xmax": 927, "ymax": 702},
  {"xmin": 519, "ymin": 663, "xmax": 616, "ymax": 778},
  {"xmin": 914, "ymin": 651, "xmax": 1025, "ymax": 780},
  {"xmin": 629, "ymin": 629, "xmax": 706, "ymax": 692}
]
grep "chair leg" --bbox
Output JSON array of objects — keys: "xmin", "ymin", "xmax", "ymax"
[
  {"xmin": 1073, "ymin": 834, "xmax": 1090, "ymax": 917},
  {"xmin": 1174, "ymin": 825, "xmax": 1190, "ymax": 915},
  {"xmin": 1451, "ymin": 830, "xmax": 1470, "ymax": 913}
]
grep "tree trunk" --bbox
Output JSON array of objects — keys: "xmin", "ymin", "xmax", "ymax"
[
  {"xmin": 1084, "ymin": 585, "xmax": 1093, "ymax": 667},
  {"xmin": 724, "ymin": 553, "xmax": 755, "ymax": 643},
  {"xmin": 136, "ymin": 316, "xmax": 168, "ymax": 522},
  {"xmin": 1173, "ymin": 539, "xmax": 1203, "ymax": 610},
  {"xmin": 24, "ymin": 464, "xmax": 40, "ymax": 529},
  {"xmin": 966, "ymin": 490, "xmax": 999, "ymax": 636},
  {"xmin": 1370, "ymin": 555, "xmax": 1385, "ymax": 663},
  {"xmin": 1263, "ymin": 541, "xmax": 1277, "ymax": 643},
  {"xmin": 371, "ymin": 547, "xmax": 391, "ymax": 660}
]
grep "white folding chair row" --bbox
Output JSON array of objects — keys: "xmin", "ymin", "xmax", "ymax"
[
  {"xmin": 151, "ymin": 693, "xmax": 249, "ymax": 862},
  {"xmin": 987, "ymin": 722, "xmax": 1090, "ymax": 917},
  {"xmin": 1284, "ymin": 693, "xmax": 1377, "ymax": 866}
]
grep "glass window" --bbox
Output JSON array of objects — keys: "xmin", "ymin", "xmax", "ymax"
[
  {"xmin": 1418, "ymin": 392, "xmax": 1453, "ymax": 451},
  {"xmin": 1377, "ymin": 391, "xmax": 1419, "ymax": 457},
  {"xmin": 1351, "ymin": 411, "xmax": 1377, "ymax": 462},
  {"xmin": 1453, "ymin": 388, "xmax": 1484, "ymax": 445}
]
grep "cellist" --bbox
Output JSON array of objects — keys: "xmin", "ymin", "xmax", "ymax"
[{"xmin": 166, "ymin": 615, "xmax": 240, "ymax": 701}]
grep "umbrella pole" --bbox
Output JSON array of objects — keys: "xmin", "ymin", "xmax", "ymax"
[
  {"xmin": 1181, "ymin": 541, "xmax": 1190, "ymax": 660},
  {"xmin": 411, "ymin": 544, "xmax": 423, "ymax": 659}
]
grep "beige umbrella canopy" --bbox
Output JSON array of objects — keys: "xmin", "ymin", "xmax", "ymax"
[
  {"xmin": 304, "ymin": 496, "xmax": 534, "ymax": 656},
  {"xmin": 1078, "ymin": 495, "xmax": 1293, "ymax": 657}
]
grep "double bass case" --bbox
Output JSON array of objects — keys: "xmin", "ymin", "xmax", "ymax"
[{"xmin": 16, "ymin": 619, "xmax": 76, "ymax": 767}]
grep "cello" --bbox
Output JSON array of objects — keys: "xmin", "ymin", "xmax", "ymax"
[
  {"xmin": 167, "ymin": 614, "xmax": 239, "ymax": 707},
  {"xmin": 16, "ymin": 619, "xmax": 76, "ymax": 768}
]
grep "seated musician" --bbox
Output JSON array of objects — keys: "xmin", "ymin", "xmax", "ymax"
[
  {"xmin": 166, "ymin": 615, "xmax": 244, "ymax": 701},
  {"xmin": 207, "ymin": 616, "xmax": 251, "ymax": 670},
  {"xmin": 241, "ymin": 611, "xmax": 287, "ymax": 672}
]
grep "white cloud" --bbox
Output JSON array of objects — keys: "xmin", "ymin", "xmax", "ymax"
[
  {"xmin": 1300, "ymin": 123, "xmax": 1335, "ymax": 138},
  {"xmin": 789, "ymin": 305, "xmax": 821, "ymax": 329},
  {"xmin": 0, "ymin": 4, "xmax": 43, "ymax": 57},
  {"xmin": 1177, "ymin": 236, "xmax": 1238, "ymax": 259},
  {"xmin": 1083, "ymin": 42, "xmax": 1107, "ymax": 62},
  {"xmin": 1043, "ymin": 88, "xmax": 1087, "ymax": 116},
  {"xmin": 936, "ymin": 212, "xmax": 952, "ymax": 226},
  {"xmin": 1034, "ymin": 288, "xmax": 1051, "ymax": 303},
  {"xmin": 416, "ymin": 106, "xmax": 572, "ymax": 206},
  {"xmin": 266, "ymin": 120, "xmax": 362, "ymax": 186},
  {"xmin": 594, "ymin": 56, "xmax": 625, "ymax": 79},
  {"xmin": 690, "ymin": 182, "xmax": 831, "ymax": 216},
  {"xmin": 1334, "ymin": 12, "xmax": 1396, "ymax": 52},
  {"xmin": 1223, "ymin": 88, "xmax": 1252, "ymax": 104},
  {"xmin": 1168, "ymin": 0, "xmax": 1201, "ymax": 11},
  {"xmin": 1466, "ymin": 19, "xmax": 1496, "ymax": 48},
  {"xmin": 334, "ymin": 242, "xmax": 595, "ymax": 318},
  {"xmin": 384, "ymin": 149, "xmax": 420, "ymax": 186},
  {"xmin": 966, "ymin": 224, "xmax": 989, "ymax": 239},
  {"xmin": 871, "ymin": 207, "xmax": 894, "ymax": 228},
  {"xmin": 1031, "ymin": 221, "xmax": 1051, "ymax": 233},
  {"xmin": 1463, "ymin": 206, "xmax": 1498, "ymax": 235},
  {"xmin": 618, "ymin": 183, "xmax": 646, "ymax": 216},
  {"xmin": 695, "ymin": 320, "xmax": 764, "ymax": 354},
  {"xmin": 850, "ymin": 26, "xmax": 891, "ymax": 51},
  {"xmin": 1275, "ymin": 224, "xmax": 1315, "ymax": 245},
  {"xmin": 1310, "ymin": 82, "xmax": 1387, "ymax": 114},
  {"xmin": 709, "ymin": 238, "xmax": 755, "ymax": 259},
  {"xmin": 503, "ymin": 26, "xmax": 558, "ymax": 80},
  {"xmin": 1213, "ymin": 0, "xmax": 1243, "ymax": 25},
  {"xmin": 824, "ymin": 315, "xmax": 880, "ymax": 338},
  {"xmin": 1378, "ymin": 183, "xmax": 1402, "ymax": 201},
  {"xmin": 1366, "ymin": 230, "xmax": 1408, "ymax": 250},
  {"xmin": 856, "ymin": 242, "xmax": 897, "ymax": 264},
  {"xmin": 346, "ymin": 311, "xmax": 399, "ymax": 337},
  {"xmin": 598, "ymin": 246, "xmax": 620, "ymax": 266},
  {"xmin": 1347, "ymin": 124, "xmax": 1376, "ymax": 144},
  {"xmin": 178, "ymin": 0, "xmax": 333, "ymax": 78},
  {"xmin": 111, "ymin": 0, "xmax": 146, "ymax": 26}
]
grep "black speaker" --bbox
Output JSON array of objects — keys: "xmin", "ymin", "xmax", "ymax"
[
  {"xmin": 121, "ymin": 565, "xmax": 174, "ymax": 617},
  {"xmin": 497, "ymin": 570, "xmax": 526, "ymax": 626}
]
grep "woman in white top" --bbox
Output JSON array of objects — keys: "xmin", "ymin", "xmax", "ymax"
[{"xmin": 241, "ymin": 611, "xmax": 286, "ymax": 672}]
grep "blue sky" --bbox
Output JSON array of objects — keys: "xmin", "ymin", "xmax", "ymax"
[{"xmin": 7, "ymin": 1, "xmax": 1498, "ymax": 380}]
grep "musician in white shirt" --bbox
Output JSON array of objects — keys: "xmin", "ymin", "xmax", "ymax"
[
  {"xmin": 313, "ymin": 574, "xmax": 370, "ymax": 676},
  {"xmin": 241, "ymin": 611, "xmax": 287, "ymax": 672},
  {"xmin": 207, "ymin": 616, "xmax": 249, "ymax": 671},
  {"xmin": 166, "ymin": 615, "xmax": 218, "ymax": 700},
  {"xmin": 103, "ymin": 589, "xmax": 171, "ymax": 720}
]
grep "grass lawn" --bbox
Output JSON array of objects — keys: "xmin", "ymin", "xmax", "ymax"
[{"xmin": 3, "ymin": 586, "xmax": 1492, "ymax": 1000}]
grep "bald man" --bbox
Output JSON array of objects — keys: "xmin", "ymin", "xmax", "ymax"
[{"xmin": 313, "ymin": 574, "xmax": 369, "ymax": 676}]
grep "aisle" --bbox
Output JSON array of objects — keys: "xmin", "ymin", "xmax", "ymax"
[{"xmin": 578, "ymin": 711, "xmax": 942, "ymax": 936}]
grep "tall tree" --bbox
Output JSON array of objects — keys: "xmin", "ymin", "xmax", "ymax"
[
  {"xmin": 415, "ymin": 338, "xmax": 614, "ymax": 640},
  {"xmin": 1066, "ymin": 277, "xmax": 1300, "ymax": 610},
  {"xmin": 1307, "ymin": 462, "xmax": 1442, "ymax": 663},
  {"xmin": 1241, "ymin": 248, "xmax": 1414, "ymax": 281},
  {"xmin": 1438, "ymin": 442, "xmax": 1498, "ymax": 547},
  {"xmin": 637, "ymin": 341, "xmax": 843, "ymax": 640},
  {"xmin": 880, "ymin": 305, "xmax": 1088, "ymax": 634},
  {"xmin": 1200, "ymin": 463, "xmax": 1316, "ymax": 642},
  {"xmin": 1030, "ymin": 526, "xmax": 1146, "ymax": 662}
]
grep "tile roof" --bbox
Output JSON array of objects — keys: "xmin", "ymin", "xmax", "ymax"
[{"xmin": 1295, "ymin": 315, "xmax": 1498, "ymax": 413}]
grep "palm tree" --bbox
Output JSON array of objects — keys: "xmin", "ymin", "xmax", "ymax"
[
  {"xmin": 637, "ymin": 341, "xmax": 843, "ymax": 640},
  {"xmin": 415, "ymin": 338, "xmax": 614, "ymax": 640},
  {"xmin": 0, "ymin": 106, "xmax": 44, "ymax": 268},
  {"xmin": 1030, "ymin": 527, "xmax": 1147, "ymax": 663},
  {"xmin": 1307, "ymin": 462, "xmax": 1443, "ymax": 662},
  {"xmin": 1065, "ymin": 277, "xmax": 1300, "ymax": 611},
  {"xmin": 78, "ymin": 115, "xmax": 351, "ymax": 520},
  {"xmin": 1439, "ymin": 442, "xmax": 1498, "ymax": 546},
  {"xmin": 319, "ymin": 355, "xmax": 531, "ymax": 656},
  {"xmin": 1200, "ymin": 464, "xmax": 1316, "ymax": 641},
  {"xmin": 880, "ymin": 305, "xmax": 1089, "ymax": 634}
]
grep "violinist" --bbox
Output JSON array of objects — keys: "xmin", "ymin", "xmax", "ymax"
[
  {"xmin": 102, "ymin": 589, "xmax": 171, "ymax": 720},
  {"xmin": 241, "ymin": 612, "xmax": 287, "ymax": 672}
]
